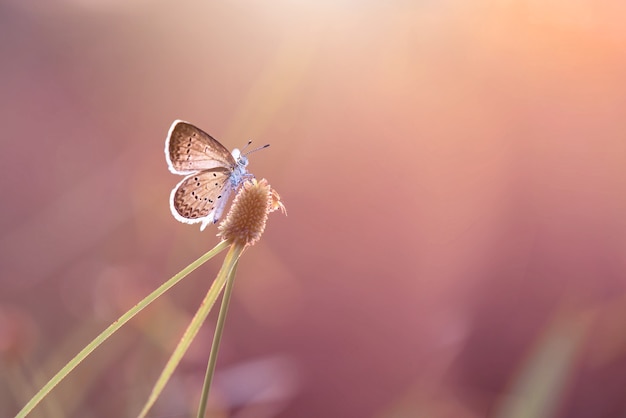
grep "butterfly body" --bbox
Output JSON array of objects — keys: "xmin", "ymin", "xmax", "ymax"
[{"xmin": 165, "ymin": 120, "xmax": 254, "ymax": 231}]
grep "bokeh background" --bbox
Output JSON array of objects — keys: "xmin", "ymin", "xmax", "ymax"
[{"xmin": 2, "ymin": 0, "xmax": 626, "ymax": 417}]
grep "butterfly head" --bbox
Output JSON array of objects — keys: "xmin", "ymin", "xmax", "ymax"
[
  {"xmin": 232, "ymin": 141, "xmax": 270, "ymax": 169},
  {"xmin": 231, "ymin": 148, "xmax": 249, "ymax": 168}
]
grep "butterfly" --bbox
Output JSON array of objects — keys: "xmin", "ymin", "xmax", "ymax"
[{"xmin": 165, "ymin": 120, "xmax": 267, "ymax": 230}]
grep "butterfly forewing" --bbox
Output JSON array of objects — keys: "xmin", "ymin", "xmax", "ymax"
[
  {"xmin": 170, "ymin": 168, "xmax": 233, "ymax": 229},
  {"xmin": 166, "ymin": 120, "xmax": 236, "ymax": 174}
]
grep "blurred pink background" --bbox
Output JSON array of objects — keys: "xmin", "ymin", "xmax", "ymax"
[{"xmin": 1, "ymin": 1, "xmax": 626, "ymax": 417}]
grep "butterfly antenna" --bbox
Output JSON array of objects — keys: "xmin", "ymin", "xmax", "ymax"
[
  {"xmin": 241, "ymin": 140, "xmax": 253, "ymax": 153},
  {"xmin": 243, "ymin": 142, "xmax": 270, "ymax": 157}
]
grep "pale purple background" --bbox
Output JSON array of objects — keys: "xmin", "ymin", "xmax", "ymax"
[{"xmin": 1, "ymin": 1, "xmax": 626, "ymax": 417}]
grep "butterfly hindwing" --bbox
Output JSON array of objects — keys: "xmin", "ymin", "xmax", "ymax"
[
  {"xmin": 169, "ymin": 168, "xmax": 233, "ymax": 229},
  {"xmin": 165, "ymin": 120, "xmax": 235, "ymax": 174}
]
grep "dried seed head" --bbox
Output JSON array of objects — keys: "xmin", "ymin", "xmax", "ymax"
[{"xmin": 218, "ymin": 179, "xmax": 285, "ymax": 246}]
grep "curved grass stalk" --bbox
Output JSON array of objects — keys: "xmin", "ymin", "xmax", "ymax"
[{"xmin": 15, "ymin": 240, "xmax": 230, "ymax": 418}]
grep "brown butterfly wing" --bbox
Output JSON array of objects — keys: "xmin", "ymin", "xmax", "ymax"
[
  {"xmin": 165, "ymin": 120, "xmax": 236, "ymax": 174},
  {"xmin": 169, "ymin": 168, "xmax": 234, "ymax": 229}
]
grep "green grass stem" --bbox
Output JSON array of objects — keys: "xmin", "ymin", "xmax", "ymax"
[{"xmin": 15, "ymin": 240, "xmax": 230, "ymax": 418}]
